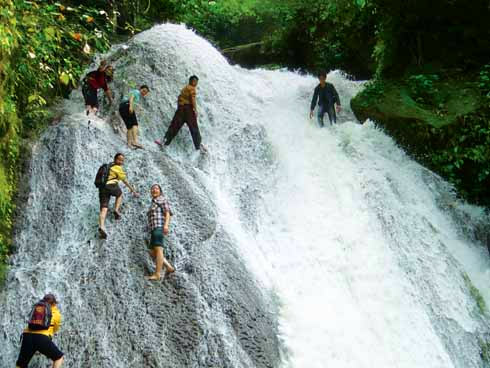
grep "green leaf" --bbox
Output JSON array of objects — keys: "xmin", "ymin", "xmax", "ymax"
[
  {"xmin": 59, "ymin": 72, "xmax": 70, "ymax": 85},
  {"xmin": 44, "ymin": 26, "xmax": 56, "ymax": 40}
]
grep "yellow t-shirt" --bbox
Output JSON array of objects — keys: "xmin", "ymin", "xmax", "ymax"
[
  {"xmin": 177, "ymin": 85, "xmax": 196, "ymax": 106},
  {"xmin": 106, "ymin": 164, "xmax": 126, "ymax": 185},
  {"xmin": 24, "ymin": 305, "xmax": 62, "ymax": 337}
]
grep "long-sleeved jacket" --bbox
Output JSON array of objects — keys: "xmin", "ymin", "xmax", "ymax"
[
  {"xmin": 24, "ymin": 304, "xmax": 62, "ymax": 337},
  {"xmin": 310, "ymin": 83, "xmax": 341, "ymax": 111}
]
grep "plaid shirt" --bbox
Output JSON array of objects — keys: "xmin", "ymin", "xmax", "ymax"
[{"xmin": 147, "ymin": 195, "xmax": 170, "ymax": 231}]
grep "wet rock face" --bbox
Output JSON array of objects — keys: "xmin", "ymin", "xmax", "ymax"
[{"xmin": 0, "ymin": 25, "xmax": 280, "ymax": 368}]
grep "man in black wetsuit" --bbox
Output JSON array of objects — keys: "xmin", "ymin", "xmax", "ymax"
[{"xmin": 309, "ymin": 71, "xmax": 341, "ymax": 127}]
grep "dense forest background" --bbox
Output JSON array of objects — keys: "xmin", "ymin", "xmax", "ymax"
[{"xmin": 0, "ymin": 0, "xmax": 489, "ymax": 277}]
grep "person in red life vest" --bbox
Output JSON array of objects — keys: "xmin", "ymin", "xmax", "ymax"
[
  {"xmin": 82, "ymin": 60, "xmax": 114, "ymax": 118},
  {"xmin": 15, "ymin": 294, "xmax": 64, "ymax": 368}
]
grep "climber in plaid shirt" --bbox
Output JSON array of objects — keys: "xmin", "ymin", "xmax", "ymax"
[{"xmin": 146, "ymin": 184, "xmax": 175, "ymax": 280}]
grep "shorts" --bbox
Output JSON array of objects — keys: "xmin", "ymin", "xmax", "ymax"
[
  {"xmin": 99, "ymin": 183, "xmax": 122, "ymax": 209},
  {"xmin": 16, "ymin": 333, "xmax": 64, "ymax": 367},
  {"xmin": 119, "ymin": 102, "xmax": 138, "ymax": 129},
  {"xmin": 82, "ymin": 83, "xmax": 98, "ymax": 108},
  {"xmin": 149, "ymin": 227, "xmax": 166, "ymax": 249}
]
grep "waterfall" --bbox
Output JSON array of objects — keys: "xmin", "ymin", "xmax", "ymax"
[{"xmin": 1, "ymin": 24, "xmax": 489, "ymax": 368}]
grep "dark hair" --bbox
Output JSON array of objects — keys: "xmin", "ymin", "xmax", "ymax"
[
  {"xmin": 140, "ymin": 85, "xmax": 150, "ymax": 91},
  {"xmin": 98, "ymin": 60, "xmax": 107, "ymax": 71},
  {"xmin": 151, "ymin": 184, "xmax": 162, "ymax": 193},
  {"xmin": 43, "ymin": 294, "xmax": 57, "ymax": 305},
  {"xmin": 189, "ymin": 75, "xmax": 199, "ymax": 84},
  {"xmin": 105, "ymin": 65, "xmax": 114, "ymax": 82},
  {"xmin": 114, "ymin": 153, "xmax": 124, "ymax": 161},
  {"xmin": 318, "ymin": 70, "xmax": 327, "ymax": 78}
]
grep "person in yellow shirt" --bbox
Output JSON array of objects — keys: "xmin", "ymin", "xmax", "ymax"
[
  {"xmin": 155, "ymin": 75, "xmax": 207, "ymax": 152},
  {"xmin": 98, "ymin": 153, "xmax": 139, "ymax": 239},
  {"xmin": 16, "ymin": 294, "xmax": 64, "ymax": 368}
]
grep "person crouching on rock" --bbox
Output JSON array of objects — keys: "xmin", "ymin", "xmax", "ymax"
[
  {"xmin": 82, "ymin": 60, "xmax": 114, "ymax": 119},
  {"xmin": 119, "ymin": 85, "xmax": 150, "ymax": 149},
  {"xmin": 146, "ymin": 183, "xmax": 175, "ymax": 280}
]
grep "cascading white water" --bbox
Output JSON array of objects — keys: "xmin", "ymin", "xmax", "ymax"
[
  {"xmin": 1, "ymin": 24, "xmax": 489, "ymax": 368},
  {"xmin": 223, "ymin": 68, "xmax": 490, "ymax": 367}
]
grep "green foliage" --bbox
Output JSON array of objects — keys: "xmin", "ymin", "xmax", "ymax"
[
  {"xmin": 428, "ymin": 113, "xmax": 490, "ymax": 203},
  {"xmin": 0, "ymin": 0, "xmax": 21, "ymax": 273},
  {"xmin": 0, "ymin": 0, "xmax": 114, "ymax": 274},
  {"xmin": 261, "ymin": 0, "xmax": 377, "ymax": 77},
  {"xmin": 407, "ymin": 74, "xmax": 440, "ymax": 105},
  {"xmin": 369, "ymin": 0, "xmax": 490, "ymax": 77},
  {"xmin": 12, "ymin": 0, "xmax": 113, "ymax": 129},
  {"xmin": 161, "ymin": 0, "xmax": 274, "ymax": 48},
  {"xmin": 480, "ymin": 339, "xmax": 490, "ymax": 363},
  {"xmin": 478, "ymin": 64, "xmax": 490, "ymax": 101},
  {"xmin": 462, "ymin": 272, "xmax": 487, "ymax": 315}
]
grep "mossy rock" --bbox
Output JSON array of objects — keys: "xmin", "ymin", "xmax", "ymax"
[{"xmin": 351, "ymin": 78, "xmax": 481, "ymax": 152}]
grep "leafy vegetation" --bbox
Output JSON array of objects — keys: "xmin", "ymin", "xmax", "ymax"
[
  {"xmin": 480, "ymin": 338, "xmax": 490, "ymax": 363},
  {"xmin": 462, "ymin": 272, "xmax": 487, "ymax": 316},
  {"xmin": 0, "ymin": 0, "xmax": 115, "ymax": 273}
]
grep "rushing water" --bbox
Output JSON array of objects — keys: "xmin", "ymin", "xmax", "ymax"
[{"xmin": 1, "ymin": 24, "xmax": 490, "ymax": 368}]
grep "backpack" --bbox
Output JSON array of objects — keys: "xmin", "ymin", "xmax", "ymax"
[
  {"xmin": 27, "ymin": 301, "xmax": 52, "ymax": 330},
  {"xmin": 94, "ymin": 163, "xmax": 113, "ymax": 189}
]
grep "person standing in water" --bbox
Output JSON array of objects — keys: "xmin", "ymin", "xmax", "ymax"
[
  {"xmin": 309, "ymin": 71, "xmax": 341, "ymax": 127},
  {"xmin": 146, "ymin": 184, "xmax": 175, "ymax": 280}
]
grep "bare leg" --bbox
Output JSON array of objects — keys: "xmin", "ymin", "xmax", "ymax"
[
  {"xmin": 114, "ymin": 194, "xmax": 123, "ymax": 214},
  {"xmin": 154, "ymin": 247, "xmax": 164, "ymax": 277},
  {"xmin": 52, "ymin": 356, "xmax": 64, "ymax": 368},
  {"xmin": 132, "ymin": 126, "xmax": 142, "ymax": 148},
  {"xmin": 98, "ymin": 207, "xmax": 108, "ymax": 230},
  {"xmin": 161, "ymin": 248, "xmax": 175, "ymax": 273},
  {"xmin": 147, "ymin": 247, "xmax": 174, "ymax": 280},
  {"xmin": 127, "ymin": 128, "xmax": 133, "ymax": 147}
]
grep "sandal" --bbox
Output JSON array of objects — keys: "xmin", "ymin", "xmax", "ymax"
[{"xmin": 114, "ymin": 211, "xmax": 121, "ymax": 220}]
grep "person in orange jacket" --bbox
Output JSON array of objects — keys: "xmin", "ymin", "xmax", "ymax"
[{"xmin": 16, "ymin": 294, "xmax": 64, "ymax": 368}]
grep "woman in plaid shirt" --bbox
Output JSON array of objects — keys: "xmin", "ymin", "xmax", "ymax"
[{"xmin": 146, "ymin": 184, "xmax": 175, "ymax": 280}]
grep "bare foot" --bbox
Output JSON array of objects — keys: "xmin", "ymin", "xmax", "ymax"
[
  {"xmin": 146, "ymin": 274, "xmax": 161, "ymax": 281},
  {"xmin": 166, "ymin": 266, "xmax": 175, "ymax": 274}
]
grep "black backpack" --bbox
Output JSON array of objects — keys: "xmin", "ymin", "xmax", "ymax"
[
  {"xmin": 94, "ymin": 163, "xmax": 113, "ymax": 189},
  {"xmin": 27, "ymin": 301, "xmax": 52, "ymax": 330}
]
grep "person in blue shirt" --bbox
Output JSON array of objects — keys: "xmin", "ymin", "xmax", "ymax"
[
  {"xmin": 309, "ymin": 71, "xmax": 341, "ymax": 127},
  {"xmin": 119, "ymin": 85, "xmax": 150, "ymax": 149}
]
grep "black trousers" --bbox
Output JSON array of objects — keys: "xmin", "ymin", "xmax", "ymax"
[
  {"xmin": 16, "ymin": 333, "xmax": 64, "ymax": 368},
  {"xmin": 82, "ymin": 83, "xmax": 98, "ymax": 108},
  {"xmin": 164, "ymin": 105, "xmax": 201, "ymax": 150},
  {"xmin": 119, "ymin": 102, "xmax": 138, "ymax": 129}
]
